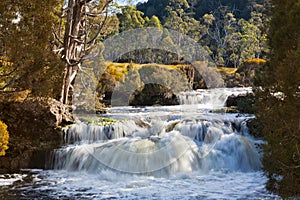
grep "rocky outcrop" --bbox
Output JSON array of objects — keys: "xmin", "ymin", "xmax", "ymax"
[
  {"xmin": 224, "ymin": 59, "xmax": 266, "ymax": 87},
  {"xmin": 0, "ymin": 98, "xmax": 73, "ymax": 173},
  {"xmin": 130, "ymin": 84, "xmax": 179, "ymax": 106},
  {"xmin": 226, "ymin": 93, "xmax": 255, "ymax": 114}
]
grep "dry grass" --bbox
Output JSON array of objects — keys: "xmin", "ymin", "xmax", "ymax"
[
  {"xmin": 216, "ymin": 67, "xmax": 238, "ymax": 75},
  {"xmin": 104, "ymin": 62, "xmax": 238, "ymax": 78}
]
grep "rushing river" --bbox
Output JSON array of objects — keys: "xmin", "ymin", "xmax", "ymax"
[{"xmin": 0, "ymin": 88, "xmax": 279, "ymax": 199}]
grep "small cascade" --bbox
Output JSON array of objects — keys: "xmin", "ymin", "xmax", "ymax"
[
  {"xmin": 53, "ymin": 131, "xmax": 201, "ymax": 176},
  {"xmin": 52, "ymin": 113, "xmax": 261, "ymax": 176},
  {"xmin": 63, "ymin": 121, "xmax": 133, "ymax": 144},
  {"xmin": 177, "ymin": 87, "xmax": 252, "ymax": 108},
  {"xmin": 49, "ymin": 87, "xmax": 262, "ymax": 177}
]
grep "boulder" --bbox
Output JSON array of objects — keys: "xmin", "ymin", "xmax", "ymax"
[
  {"xmin": 226, "ymin": 93, "xmax": 255, "ymax": 114},
  {"xmin": 130, "ymin": 84, "xmax": 179, "ymax": 106}
]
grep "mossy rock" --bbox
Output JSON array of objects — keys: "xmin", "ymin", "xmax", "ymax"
[{"xmin": 210, "ymin": 106, "xmax": 240, "ymax": 113}]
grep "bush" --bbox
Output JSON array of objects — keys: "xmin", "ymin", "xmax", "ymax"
[
  {"xmin": 0, "ymin": 120, "xmax": 9, "ymax": 156},
  {"xmin": 237, "ymin": 58, "xmax": 266, "ymax": 73}
]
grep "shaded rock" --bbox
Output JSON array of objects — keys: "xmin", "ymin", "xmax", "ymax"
[
  {"xmin": 226, "ymin": 93, "xmax": 255, "ymax": 114},
  {"xmin": 246, "ymin": 118, "xmax": 264, "ymax": 138},
  {"xmin": 222, "ymin": 59, "xmax": 266, "ymax": 87},
  {"xmin": 130, "ymin": 83, "xmax": 179, "ymax": 106},
  {"xmin": 135, "ymin": 119, "xmax": 151, "ymax": 128},
  {"xmin": 0, "ymin": 98, "xmax": 73, "ymax": 173}
]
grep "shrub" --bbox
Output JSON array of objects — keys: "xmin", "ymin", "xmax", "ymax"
[
  {"xmin": 244, "ymin": 58, "xmax": 266, "ymax": 65},
  {"xmin": 237, "ymin": 58, "xmax": 266, "ymax": 73},
  {"xmin": 0, "ymin": 120, "xmax": 9, "ymax": 156}
]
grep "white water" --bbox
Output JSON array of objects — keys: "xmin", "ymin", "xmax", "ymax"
[
  {"xmin": 0, "ymin": 88, "xmax": 279, "ymax": 199},
  {"xmin": 177, "ymin": 87, "xmax": 252, "ymax": 107}
]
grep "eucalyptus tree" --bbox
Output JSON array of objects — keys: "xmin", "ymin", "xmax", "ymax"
[
  {"xmin": 164, "ymin": 0, "xmax": 201, "ymax": 62},
  {"xmin": 202, "ymin": 9, "xmax": 239, "ymax": 66},
  {"xmin": 53, "ymin": 0, "xmax": 115, "ymax": 104},
  {"xmin": 117, "ymin": 5, "xmax": 146, "ymax": 32}
]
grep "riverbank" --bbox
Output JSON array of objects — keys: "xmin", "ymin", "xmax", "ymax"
[{"xmin": 0, "ymin": 97, "xmax": 73, "ymax": 173}]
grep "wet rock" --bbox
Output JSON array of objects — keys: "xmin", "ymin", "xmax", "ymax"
[{"xmin": 130, "ymin": 83, "xmax": 179, "ymax": 106}]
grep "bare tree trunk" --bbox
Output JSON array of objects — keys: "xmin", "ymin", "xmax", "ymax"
[
  {"xmin": 60, "ymin": 0, "xmax": 84, "ymax": 104},
  {"xmin": 54, "ymin": 0, "xmax": 113, "ymax": 104},
  {"xmin": 60, "ymin": 64, "xmax": 79, "ymax": 104}
]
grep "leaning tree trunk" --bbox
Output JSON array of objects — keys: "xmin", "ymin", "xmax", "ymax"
[{"xmin": 60, "ymin": 0, "xmax": 84, "ymax": 104}]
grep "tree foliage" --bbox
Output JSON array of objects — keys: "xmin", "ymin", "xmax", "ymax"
[
  {"xmin": 255, "ymin": 0, "xmax": 300, "ymax": 197},
  {"xmin": 118, "ymin": 0, "xmax": 270, "ymax": 66},
  {"xmin": 0, "ymin": 0, "xmax": 64, "ymax": 98},
  {"xmin": 0, "ymin": 120, "xmax": 9, "ymax": 156}
]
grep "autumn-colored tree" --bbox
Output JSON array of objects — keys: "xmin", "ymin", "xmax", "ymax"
[{"xmin": 0, "ymin": 120, "xmax": 9, "ymax": 156}]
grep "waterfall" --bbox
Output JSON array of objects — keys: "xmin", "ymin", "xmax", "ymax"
[
  {"xmin": 177, "ymin": 87, "xmax": 252, "ymax": 108},
  {"xmin": 51, "ymin": 87, "xmax": 261, "ymax": 177}
]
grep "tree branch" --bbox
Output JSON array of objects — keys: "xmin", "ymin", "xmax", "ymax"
[
  {"xmin": 0, "ymin": 67, "xmax": 18, "ymax": 77},
  {"xmin": 87, "ymin": 10, "xmax": 108, "ymax": 45},
  {"xmin": 52, "ymin": 30, "xmax": 64, "ymax": 45},
  {"xmin": 86, "ymin": 0, "xmax": 112, "ymax": 44}
]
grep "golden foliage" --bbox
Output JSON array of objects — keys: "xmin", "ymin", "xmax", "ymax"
[
  {"xmin": 105, "ymin": 63, "xmax": 130, "ymax": 81},
  {"xmin": 216, "ymin": 67, "xmax": 237, "ymax": 75},
  {"xmin": 244, "ymin": 58, "xmax": 266, "ymax": 65},
  {"xmin": 0, "ymin": 120, "xmax": 9, "ymax": 156}
]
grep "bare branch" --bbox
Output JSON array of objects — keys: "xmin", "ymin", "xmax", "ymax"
[
  {"xmin": 87, "ymin": 11, "xmax": 108, "ymax": 45},
  {"xmin": 52, "ymin": 30, "xmax": 64, "ymax": 45},
  {"xmin": 85, "ymin": 12, "xmax": 102, "ymax": 17},
  {"xmin": 53, "ymin": 47, "xmax": 64, "ymax": 54},
  {"xmin": 80, "ymin": 0, "xmax": 94, "ymax": 4},
  {"xmin": 87, "ymin": 0, "xmax": 113, "ymax": 45},
  {"xmin": 73, "ymin": 38, "xmax": 85, "ymax": 44}
]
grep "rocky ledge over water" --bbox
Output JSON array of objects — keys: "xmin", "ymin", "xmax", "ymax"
[{"xmin": 0, "ymin": 98, "xmax": 73, "ymax": 173}]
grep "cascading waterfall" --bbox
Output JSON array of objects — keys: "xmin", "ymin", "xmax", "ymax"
[
  {"xmin": 177, "ymin": 87, "xmax": 252, "ymax": 107},
  {"xmin": 51, "ymin": 88, "xmax": 261, "ymax": 177}
]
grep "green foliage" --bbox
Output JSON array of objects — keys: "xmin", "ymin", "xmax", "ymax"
[
  {"xmin": 137, "ymin": 0, "xmax": 267, "ymax": 21},
  {"xmin": 117, "ymin": 5, "xmax": 146, "ymax": 32},
  {"xmin": 123, "ymin": 0, "xmax": 270, "ymax": 67},
  {"xmin": 0, "ymin": 120, "xmax": 9, "ymax": 156},
  {"xmin": 255, "ymin": 0, "xmax": 300, "ymax": 197}
]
